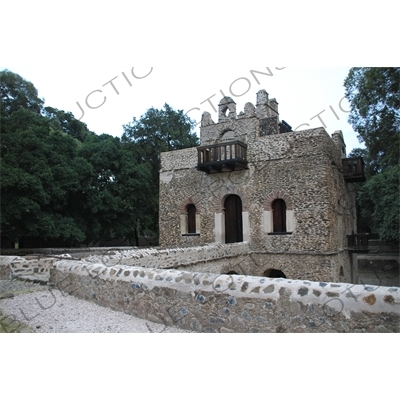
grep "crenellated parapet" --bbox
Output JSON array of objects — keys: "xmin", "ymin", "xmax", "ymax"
[{"xmin": 200, "ymin": 89, "xmax": 286, "ymax": 146}]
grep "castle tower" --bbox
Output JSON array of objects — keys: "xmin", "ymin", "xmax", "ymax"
[{"xmin": 159, "ymin": 90, "xmax": 362, "ymax": 283}]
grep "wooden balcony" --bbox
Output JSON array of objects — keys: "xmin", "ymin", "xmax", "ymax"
[
  {"xmin": 342, "ymin": 157, "xmax": 366, "ymax": 182},
  {"xmin": 347, "ymin": 234, "xmax": 370, "ymax": 253},
  {"xmin": 197, "ymin": 141, "xmax": 248, "ymax": 174}
]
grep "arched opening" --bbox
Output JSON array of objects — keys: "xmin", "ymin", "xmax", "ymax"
[
  {"xmin": 187, "ymin": 204, "xmax": 196, "ymax": 234},
  {"xmin": 224, "ymin": 195, "xmax": 243, "ymax": 244},
  {"xmin": 272, "ymin": 199, "xmax": 287, "ymax": 233},
  {"xmin": 264, "ymin": 269, "xmax": 287, "ymax": 278},
  {"xmin": 226, "ymin": 271, "xmax": 238, "ymax": 275}
]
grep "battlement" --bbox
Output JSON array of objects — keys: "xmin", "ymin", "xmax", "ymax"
[
  {"xmin": 200, "ymin": 90, "xmax": 290, "ymax": 146},
  {"xmin": 199, "ymin": 90, "xmax": 348, "ymax": 162}
]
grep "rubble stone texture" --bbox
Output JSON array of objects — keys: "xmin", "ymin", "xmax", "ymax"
[{"xmin": 159, "ymin": 90, "xmax": 356, "ymax": 283}]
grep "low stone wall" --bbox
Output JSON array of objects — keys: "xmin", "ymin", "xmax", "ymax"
[
  {"xmin": 0, "ymin": 256, "xmax": 28, "ymax": 280},
  {"xmin": 49, "ymin": 260, "xmax": 400, "ymax": 333},
  {"xmin": 0, "ymin": 255, "xmax": 54, "ymax": 281},
  {"xmin": 0, "ymin": 244, "xmax": 354, "ymax": 284},
  {"xmin": 0, "ymin": 257, "xmax": 14, "ymax": 280},
  {"xmin": 83, "ymin": 244, "xmax": 350, "ymax": 283},
  {"xmin": 85, "ymin": 243, "xmax": 251, "ymax": 272}
]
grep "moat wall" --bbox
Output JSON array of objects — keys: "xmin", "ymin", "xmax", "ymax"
[
  {"xmin": 2, "ymin": 249, "xmax": 399, "ymax": 333},
  {"xmin": 49, "ymin": 260, "xmax": 400, "ymax": 333}
]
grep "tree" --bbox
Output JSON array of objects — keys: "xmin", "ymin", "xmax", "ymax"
[
  {"xmin": 43, "ymin": 107, "xmax": 91, "ymax": 143},
  {"xmin": 1, "ymin": 70, "xmax": 101, "ymax": 246},
  {"xmin": 1, "ymin": 70, "xmax": 44, "ymax": 117},
  {"xmin": 1, "ymin": 70, "xmax": 197, "ymax": 247},
  {"xmin": 76, "ymin": 133, "xmax": 153, "ymax": 245},
  {"xmin": 358, "ymin": 165, "xmax": 400, "ymax": 243},
  {"xmin": 344, "ymin": 67, "xmax": 399, "ymax": 172},
  {"xmin": 122, "ymin": 103, "xmax": 199, "ymax": 235},
  {"xmin": 1, "ymin": 107, "xmax": 88, "ymax": 244},
  {"xmin": 344, "ymin": 68, "xmax": 400, "ymax": 243}
]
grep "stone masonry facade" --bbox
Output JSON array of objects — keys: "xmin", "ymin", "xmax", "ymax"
[{"xmin": 159, "ymin": 90, "xmax": 357, "ymax": 283}]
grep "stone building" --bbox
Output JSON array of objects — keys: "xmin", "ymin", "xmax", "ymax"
[{"xmin": 159, "ymin": 90, "xmax": 366, "ymax": 283}]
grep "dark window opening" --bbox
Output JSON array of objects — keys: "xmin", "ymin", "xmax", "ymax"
[
  {"xmin": 187, "ymin": 204, "xmax": 196, "ymax": 234},
  {"xmin": 226, "ymin": 271, "xmax": 238, "ymax": 275},
  {"xmin": 272, "ymin": 199, "xmax": 287, "ymax": 233},
  {"xmin": 264, "ymin": 269, "xmax": 287, "ymax": 278}
]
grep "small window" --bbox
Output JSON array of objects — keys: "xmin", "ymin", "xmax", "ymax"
[
  {"xmin": 264, "ymin": 269, "xmax": 287, "ymax": 278},
  {"xmin": 187, "ymin": 204, "xmax": 197, "ymax": 234},
  {"xmin": 181, "ymin": 202, "xmax": 200, "ymax": 237},
  {"xmin": 272, "ymin": 199, "xmax": 287, "ymax": 233}
]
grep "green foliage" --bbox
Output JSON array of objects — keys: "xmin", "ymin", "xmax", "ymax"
[
  {"xmin": 1, "ymin": 70, "xmax": 44, "ymax": 117},
  {"xmin": 122, "ymin": 103, "xmax": 199, "ymax": 233},
  {"xmin": 1, "ymin": 70, "xmax": 190, "ymax": 247},
  {"xmin": 1, "ymin": 108, "xmax": 87, "ymax": 243},
  {"xmin": 43, "ymin": 107, "xmax": 91, "ymax": 143},
  {"xmin": 358, "ymin": 165, "xmax": 400, "ymax": 244},
  {"xmin": 344, "ymin": 68, "xmax": 400, "ymax": 243},
  {"xmin": 75, "ymin": 133, "xmax": 153, "ymax": 244},
  {"xmin": 344, "ymin": 67, "xmax": 399, "ymax": 171}
]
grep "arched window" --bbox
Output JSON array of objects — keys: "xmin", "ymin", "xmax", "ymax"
[
  {"xmin": 180, "ymin": 202, "xmax": 200, "ymax": 236},
  {"xmin": 187, "ymin": 204, "xmax": 196, "ymax": 234},
  {"xmin": 264, "ymin": 269, "xmax": 287, "ymax": 278},
  {"xmin": 272, "ymin": 199, "xmax": 287, "ymax": 233},
  {"xmin": 263, "ymin": 192, "xmax": 295, "ymax": 235}
]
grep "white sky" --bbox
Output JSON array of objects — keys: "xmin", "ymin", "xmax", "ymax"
[
  {"xmin": 1, "ymin": 66, "xmax": 364, "ymax": 154},
  {"xmin": 2, "ymin": 2, "xmax": 397, "ymax": 156}
]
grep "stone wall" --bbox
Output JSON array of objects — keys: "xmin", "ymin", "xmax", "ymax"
[
  {"xmin": 0, "ymin": 242, "xmax": 354, "ymax": 287},
  {"xmin": 0, "ymin": 257, "xmax": 14, "ymax": 280},
  {"xmin": 81, "ymin": 244, "xmax": 350, "ymax": 283},
  {"xmin": 0, "ymin": 255, "xmax": 54, "ymax": 281},
  {"xmin": 49, "ymin": 260, "xmax": 400, "ymax": 333},
  {"xmin": 2, "ymin": 253, "xmax": 398, "ymax": 332},
  {"xmin": 84, "ymin": 243, "xmax": 249, "ymax": 270}
]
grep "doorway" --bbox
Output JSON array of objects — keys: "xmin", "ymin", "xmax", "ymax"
[{"xmin": 224, "ymin": 195, "xmax": 243, "ymax": 244}]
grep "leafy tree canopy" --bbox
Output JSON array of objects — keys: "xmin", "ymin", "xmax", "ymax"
[
  {"xmin": 344, "ymin": 68, "xmax": 399, "ymax": 243},
  {"xmin": 1, "ymin": 108, "xmax": 88, "ymax": 243},
  {"xmin": 1, "ymin": 69, "xmax": 44, "ymax": 117},
  {"xmin": 344, "ymin": 67, "xmax": 399, "ymax": 172},
  {"xmin": 122, "ymin": 103, "xmax": 199, "ymax": 233},
  {"xmin": 75, "ymin": 133, "xmax": 153, "ymax": 245},
  {"xmin": 358, "ymin": 165, "xmax": 400, "ymax": 243},
  {"xmin": 1, "ymin": 70, "xmax": 182, "ymax": 247},
  {"xmin": 43, "ymin": 107, "xmax": 91, "ymax": 143}
]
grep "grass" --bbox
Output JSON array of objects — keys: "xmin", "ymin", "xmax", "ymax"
[{"xmin": 0, "ymin": 309, "xmax": 33, "ymax": 333}]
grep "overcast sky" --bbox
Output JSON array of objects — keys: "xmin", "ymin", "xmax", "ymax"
[
  {"xmin": 3, "ymin": 2, "xmax": 397, "ymax": 157},
  {"xmin": 1, "ymin": 66, "xmax": 364, "ymax": 154}
]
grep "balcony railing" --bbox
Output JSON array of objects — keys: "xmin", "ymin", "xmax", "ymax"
[
  {"xmin": 197, "ymin": 141, "xmax": 248, "ymax": 174},
  {"xmin": 347, "ymin": 234, "xmax": 370, "ymax": 253},
  {"xmin": 342, "ymin": 157, "xmax": 366, "ymax": 182}
]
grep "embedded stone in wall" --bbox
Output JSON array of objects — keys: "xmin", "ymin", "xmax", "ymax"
[{"xmin": 49, "ymin": 261, "xmax": 400, "ymax": 333}]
